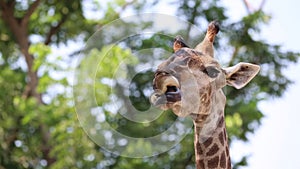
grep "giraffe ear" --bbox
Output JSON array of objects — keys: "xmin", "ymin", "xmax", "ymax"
[{"xmin": 222, "ymin": 62, "xmax": 260, "ymax": 89}]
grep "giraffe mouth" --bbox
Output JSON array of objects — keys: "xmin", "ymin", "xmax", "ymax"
[
  {"xmin": 165, "ymin": 86, "xmax": 181, "ymax": 102},
  {"xmin": 150, "ymin": 75, "xmax": 181, "ymax": 106}
]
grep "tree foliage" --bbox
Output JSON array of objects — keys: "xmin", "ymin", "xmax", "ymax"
[{"xmin": 0, "ymin": 0, "xmax": 299, "ymax": 169}]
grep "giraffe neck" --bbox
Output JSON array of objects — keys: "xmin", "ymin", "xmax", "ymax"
[{"xmin": 192, "ymin": 89, "xmax": 231, "ymax": 169}]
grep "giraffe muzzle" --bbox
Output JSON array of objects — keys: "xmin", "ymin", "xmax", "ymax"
[{"xmin": 150, "ymin": 75, "xmax": 181, "ymax": 106}]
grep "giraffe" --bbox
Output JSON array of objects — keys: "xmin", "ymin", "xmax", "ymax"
[{"xmin": 150, "ymin": 21, "xmax": 260, "ymax": 169}]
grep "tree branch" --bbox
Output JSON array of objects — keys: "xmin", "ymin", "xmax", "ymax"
[
  {"xmin": 242, "ymin": 0, "xmax": 267, "ymax": 13},
  {"xmin": 0, "ymin": 0, "xmax": 12, "ymax": 19},
  {"xmin": 258, "ymin": 0, "xmax": 267, "ymax": 11},
  {"xmin": 185, "ymin": 0, "xmax": 201, "ymax": 42},
  {"xmin": 183, "ymin": 153, "xmax": 194, "ymax": 168},
  {"xmin": 228, "ymin": 46, "xmax": 240, "ymax": 66},
  {"xmin": 0, "ymin": 0, "xmax": 6, "ymax": 9},
  {"xmin": 0, "ymin": 1, "xmax": 24, "ymax": 46},
  {"xmin": 44, "ymin": 14, "xmax": 67, "ymax": 45},
  {"xmin": 242, "ymin": 0, "xmax": 252, "ymax": 14},
  {"xmin": 120, "ymin": 0, "xmax": 136, "ymax": 11},
  {"xmin": 22, "ymin": 0, "xmax": 41, "ymax": 25},
  {"xmin": 0, "ymin": 0, "xmax": 15, "ymax": 10}
]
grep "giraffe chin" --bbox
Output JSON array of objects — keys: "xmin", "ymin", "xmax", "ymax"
[{"xmin": 150, "ymin": 87, "xmax": 190, "ymax": 117}]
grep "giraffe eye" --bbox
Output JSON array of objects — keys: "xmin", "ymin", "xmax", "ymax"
[{"xmin": 204, "ymin": 66, "xmax": 220, "ymax": 78}]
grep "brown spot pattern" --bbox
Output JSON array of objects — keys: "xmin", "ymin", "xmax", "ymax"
[
  {"xmin": 199, "ymin": 160, "xmax": 205, "ymax": 169},
  {"xmin": 226, "ymin": 145, "xmax": 229, "ymax": 156},
  {"xmin": 195, "ymin": 114, "xmax": 209, "ymax": 124},
  {"xmin": 218, "ymin": 116, "xmax": 224, "ymax": 128},
  {"xmin": 219, "ymin": 131, "xmax": 224, "ymax": 146},
  {"xmin": 203, "ymin": 137, "xmax": 213, "ymax": 147},
  {"xmin": 220, "ymin": 151, "xmax": 226, "ymax": 168},
  {"xmin": 227, "ymin": 156, "xmax": 231, "ymax": 169},
  {"xmin": 196, "ymin": 142, "xmax": 203, "ymax": 155},
  {"xmin": 206, "ymin": 143, "xmax": 219, "ymax": 156},
  {"xmin": 208, "ymin": 156, "xmax": 219, "ymax": 168}
]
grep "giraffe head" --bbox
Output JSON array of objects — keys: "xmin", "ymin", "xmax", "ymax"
[{"xmin": 150, "ymin": 21, "xmax": 260, "ymax": 118}]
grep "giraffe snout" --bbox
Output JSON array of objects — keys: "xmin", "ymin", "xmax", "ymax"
[{"xmin": 151, "ymin": 75, "xmax": 181, "ymax": 106}]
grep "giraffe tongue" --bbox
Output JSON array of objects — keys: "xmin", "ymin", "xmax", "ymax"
[{"xmin": 165, "ymin": 87, "xmax": 181, "ymax": 102}]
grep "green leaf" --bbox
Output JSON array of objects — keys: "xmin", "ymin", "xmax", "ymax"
[{"xmin": 29, "ymin": 43, "xmax": 51, "ymax": 71}]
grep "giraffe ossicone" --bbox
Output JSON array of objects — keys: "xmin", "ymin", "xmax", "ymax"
[{"xmin": 150, "ymin": 21, "xmax": 260, "ymax": 169}]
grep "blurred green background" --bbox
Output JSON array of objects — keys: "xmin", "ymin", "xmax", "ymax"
[{"xmin": 0, "ymin": 0, "xmax": 299, "ymax": 169}]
